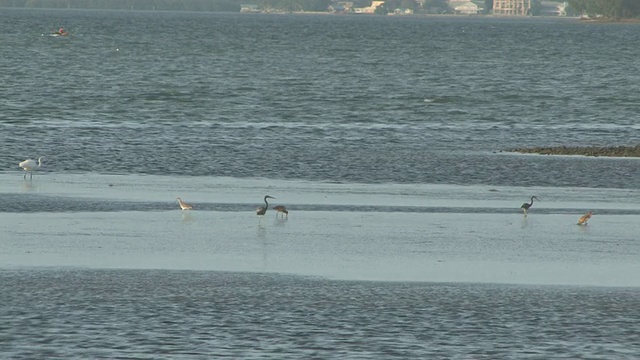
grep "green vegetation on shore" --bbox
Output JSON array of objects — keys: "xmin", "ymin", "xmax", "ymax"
[
  {"xmin": 568, "ymin": 0, "xmax": 640, "ymax": 20},
  {"xmin": 0, "ymin": 0, "xmax": 241, "ymax": 12},
  {"xmin": 510, "ymin": 145, "xmax": 640, "ymax": 158}
]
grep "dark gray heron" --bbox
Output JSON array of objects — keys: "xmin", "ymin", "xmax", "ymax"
[
  {"xmin": 256, "ymin": 195, "xmax": 275, "ymax": 216},
  {"xmin": 520, "ymin": 196, "xmax": 540, "ymax": 215}
]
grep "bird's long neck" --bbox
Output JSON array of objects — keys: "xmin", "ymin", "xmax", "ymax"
[
  {"xmin": 529, "ymin": 197, "xmax": 535, "ymax": 206},
  {"xmin": 37, "ymin": 157, "xmax": 42, "ymax": 167},
  {"xmin": 264, "ymin": 197, "xmax": 269, "ymax": 208}
]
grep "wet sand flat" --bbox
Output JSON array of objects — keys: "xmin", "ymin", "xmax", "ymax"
[{"xmin": 1, "ymin": 174, "xmax": 638, "ymax": 287}]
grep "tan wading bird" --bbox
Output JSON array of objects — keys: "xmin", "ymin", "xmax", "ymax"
[
  {"xmin": 520, "ymin": 196, "xmax": 540, "ymax": 216},
  {"xmin": 577, "ymin": 211, "xmax": 593, "ymax": 225},
  {"xmin": 256, "ymin": 195, "xmax": 275, "ymax": 216},
  {"xmin": 273, "ymin": 205, "xmax": 289, "ymax": 218},
  {"xmin": 19, "ymin": 157, "xmax": 44, "ymax": 180},
  {"xmin": 176, "ymin": 197, "xmax": 193, "ymax": 210}
]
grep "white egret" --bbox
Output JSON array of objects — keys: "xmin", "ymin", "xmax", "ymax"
[{"xmin": 19, "ymin": 157, "xmax": 44, "ymax": 180}]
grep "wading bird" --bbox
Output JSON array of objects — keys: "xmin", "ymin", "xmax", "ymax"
[
  {"xmin": 273, "ymin": 205, "xmax": 289, "ymax": 218},
  {"xmin": 176, "ymin": 197, "xmax": 193, "ymax": 210},
  {"xmin": 520, "ymin": 196, "xmax": 540, "ymax": 216},
  {"xmin": 577, "ymin": 211, "xmax": 593, "ymax": 226},
  {"xmin": 19, "ymin": 157, "xmax": 44, "ymax": 180},
  {"xmin": 256, "ymin": 195, "xmax": 275, "ymax": 216}
]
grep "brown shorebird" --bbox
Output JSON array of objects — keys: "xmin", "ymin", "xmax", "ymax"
[
  {"xmin": 176, "ymin": 197, "xmax": 193, "ymax": 210},
  {"xmin": 273, "ymin": 205, "xmax": 289, "ymax": 218},
  {"xmin": 577, "ymin": 211, "xmax": 593, "ymax": 225}
]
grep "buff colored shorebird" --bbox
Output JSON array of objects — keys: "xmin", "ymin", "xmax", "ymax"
[
  {"xmin": 176, "ymin": 197, "xmax": 193, "ymax": 210},
  {"xmin": 577, "ymin": 211, "xmax": 593, "ymax": 226},
  {"xmin": 19, "ymin": 156, "xmax": 44, "ymax": 180},
  {"xmin": 273, "ymin": 205, "xmax": 289, "ymax": 218}
]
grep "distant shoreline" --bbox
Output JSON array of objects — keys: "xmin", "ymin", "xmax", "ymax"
[
  {"xmin": 579, "ymin": 18, "xmax": 640, "ymax": 24},
  {"xmin": 509, "ymin": 145, "xmax": 640, "ymax": 158},
  {"xmin": 2, "ymin": 6, "xmax": 640, "ymax": 23}
]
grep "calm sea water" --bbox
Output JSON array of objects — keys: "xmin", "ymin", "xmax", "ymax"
[{"xmin": 1, "ymin": 9, "xmax": 639, "ymax": 358}]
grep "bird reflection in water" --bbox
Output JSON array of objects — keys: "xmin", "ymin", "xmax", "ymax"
[
  {"xmin": 20, "ymin": 181, "xmax": 37, "ymax": 193},
  {"xmin": 181, "ymin": 212, "xmax": 194, "ymax": 223},
  {"xmin": 256, "ymin": 224, "xmax": 268, "ymax": 270}
]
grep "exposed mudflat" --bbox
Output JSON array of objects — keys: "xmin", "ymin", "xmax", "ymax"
[{"xmin": 510, "ymin": 145, "xmax": 640, "ymax": 158}]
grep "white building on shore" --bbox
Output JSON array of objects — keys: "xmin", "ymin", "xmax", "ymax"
[
  {"xmin": 449, "ymin": 1, "xmax": 481, "ymax": 15},
  {"xmin": 353, "ymin": 1, "xmax": 385, "ymax": 13},
  {"xmin": 539, "ymin": 1, "xmax": 567, "ymax": 16},
  {"xmin": 493, "ymin": 0, "xmax": 531, "ymax": 16}
]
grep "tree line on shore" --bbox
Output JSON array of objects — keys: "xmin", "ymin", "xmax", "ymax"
[
  {"xmin": 0, "ymin": 0, "xmax": 452, "ymax": 14},
  {"xmin": 567, "ymin": 0, "xmax": 640, "ymax": 20},
  {"xmin": 0, "ymin": 0, "xmax": 241, "ymax": 12}
]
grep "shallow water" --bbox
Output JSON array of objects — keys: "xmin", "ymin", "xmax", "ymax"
[
  {"xmin": 1, "ymin": 173, "xmax": 638, "ymax": 287},
  {"xmin": 2, "ymin": 172, "xmax": 637, "ymax": 359}
]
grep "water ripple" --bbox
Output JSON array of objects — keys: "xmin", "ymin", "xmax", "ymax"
[
  {"xmin": 1, "ymin": 11, "xmax": 640, "ymax": 188},
  {"xmin": 1, "ymin": 269, "xmax": 638, "ymax": 359}
]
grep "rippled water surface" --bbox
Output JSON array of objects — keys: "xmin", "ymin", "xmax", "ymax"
[
  {"xmin": 2, "ymin": 269, "xmax": 639, "ymax": 359},
  {"xmin": 1, "ymin": 10, "xmax": 640, "ymax": 187},
  {"xmin": 1, "ymin": 173, "xmax": 639, "ymax": 358},
  {"xmin": 1, "ymin": 9, "xmax": 640, "ymax": 359}
]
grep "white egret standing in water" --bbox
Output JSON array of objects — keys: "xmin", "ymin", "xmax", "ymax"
[{"xmin": 19, "ymin": 157, "xmax": 44, "ymax": 180}]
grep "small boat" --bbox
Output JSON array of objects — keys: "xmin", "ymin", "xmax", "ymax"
[{"xmin": 48, "ymin": 27, "xmax": 70, "ymax": 37}]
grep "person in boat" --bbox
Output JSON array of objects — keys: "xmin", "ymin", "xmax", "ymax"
[{"xmin": 56, "ymin": 27, "xmax": 69, "ymax": 36}]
